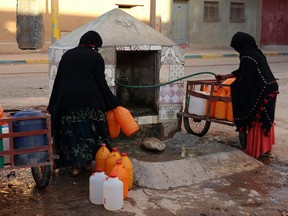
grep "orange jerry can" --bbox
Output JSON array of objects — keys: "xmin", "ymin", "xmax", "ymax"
[
  {"xmin": 114, "ymin": 106, "xmax": 139, "ymax": 136},
  {"xmin": 95, "ymin": 143, "xmax": 110, "ymax": 172},
  {"xmin": 105, "ymin": 147, "xmax": 121, "ymax": 176},
  {"xmin": 106, "ymin": 110, "xmax": 120, "ymax": 138},
  {"xmin": 226, "ymin": 92, "xmax": 234, "ymax": 122},
  {"xmin": 214, "ymin": 88, "xmax": 227, "ymax": 120},
  {"xmin": 121, "ymin": 152, "xmax": 134, "ymax": 190},
  {"xmin": 110, "ymin": 160, "xmax": 129, "ymax": 200}
]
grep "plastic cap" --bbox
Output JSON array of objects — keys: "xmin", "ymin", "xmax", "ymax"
[
  {"xmin": 96, "ymin": 168, "xmax": 104, "ymax": 172},
  {"xmin": 116, "ymin": 159, "xmax": 122, "ymax": 164},
  {"xmin": 110, "ymin": 174, "xmax": 117, "ymax": 178},
  {"xmin": 112, "ymin": 147, "xmax": 118, "ymax": 151},
  {"xmin": 121, "ymin": 152, "xmax": 127, "ymax": 156},
  {"xmin": 101, "ymin": 143, "xmax": 106, "ymax": 146}
]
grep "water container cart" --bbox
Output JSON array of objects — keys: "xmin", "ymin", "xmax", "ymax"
[
  {"xmin": 177, "ymin": 79, "xmax": 234, "ymax": 136},
  {"xmin": 0, "ymin": 112, "xmax": 57, "ymax": 188}
]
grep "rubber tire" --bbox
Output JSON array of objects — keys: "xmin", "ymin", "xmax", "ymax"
[
  {"xmin": 183, "ymin": 116, "xmax": 211, "ymax": 137},
  {"xmin": 31, "ymin": 165, "xmax": 52, "ymax": 188}
]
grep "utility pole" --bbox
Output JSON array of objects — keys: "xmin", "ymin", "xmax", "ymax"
[
  {"xmin": 150, "ymin": 0, "xmax": 156, "ymax": 29},
  {"xmin": 51, "ymin": 0, "xmax": 60, "ymax": 43}
]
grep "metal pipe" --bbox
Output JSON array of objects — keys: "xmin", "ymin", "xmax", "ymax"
[
  {"xmin": 150, "ymin": 0, "xmax": 156, "ymax": 29},
  {"xmin": 51, "ymin": 0, "xmax": 60, "ymax": 43}
]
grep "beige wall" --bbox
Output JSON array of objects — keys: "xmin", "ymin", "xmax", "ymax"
[
  {"xmin": 0, "ymin": 0, "xmax": 263, "ymax": 53},
  {"xmin": 0, "ymin": 0, "xmax": 171, "ymax": 54},
  {"xmin": 187, "ymin": 0, "xmax": 261, "ymax": 48}
]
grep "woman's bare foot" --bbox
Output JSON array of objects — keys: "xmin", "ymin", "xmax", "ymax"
[{"xmin": 71, "ymin": 168, "xmax": 81, "ymax": 177}]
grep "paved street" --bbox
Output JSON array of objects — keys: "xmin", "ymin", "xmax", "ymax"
[{"xmin": 0, "ymin": 53, "xmax": 287, "ymax": 215}]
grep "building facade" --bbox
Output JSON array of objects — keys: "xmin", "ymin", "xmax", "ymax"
[{"xmin": 0, "ymin": 0, "xmax": 287, "ymax": 54}]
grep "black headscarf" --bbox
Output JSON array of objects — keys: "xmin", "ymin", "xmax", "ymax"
[
  {"xmin": 230, "ymin": 32, "xmax": 279, "ymax": 135},
  {"xmin": 230, "ymin": 32, "xmax": 258, "ymax": 53},
  {"xmin": 78, "ymin": 30, "xmax": 103, "ymax": 48}
]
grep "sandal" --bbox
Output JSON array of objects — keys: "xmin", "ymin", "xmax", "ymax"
[
  {"xmin": 238, "ymin": 131, "xmax": 247, "ymax": 149},
  {"xmin": 232, "ymin": 143, "xmax": 245, "ymax": 150},
  {"xmin": 260, "ymin": 152, "xmax": 274, "ymax": 158}
]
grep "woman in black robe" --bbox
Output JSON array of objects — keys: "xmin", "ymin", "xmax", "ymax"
[
  {"xmin": 216, "ymin": 32, "xmax": 279, "ymax": 159},
  {"xmin": 48, "ymin": 31, "xmax": 119, "ymax": 175}
]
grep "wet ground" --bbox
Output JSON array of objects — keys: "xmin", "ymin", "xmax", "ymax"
[
  {"xmin": 0, "ymin": 123, "xmax": 287, "ymax": 216},
  {"xmin": 0, "ymin": 153, "xmax": 287, "ymax": 216}
]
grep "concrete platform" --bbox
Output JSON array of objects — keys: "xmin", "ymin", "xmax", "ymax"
[{"xmin": 126, "ymin": 132, "xmax": 263, "ymax": 189}]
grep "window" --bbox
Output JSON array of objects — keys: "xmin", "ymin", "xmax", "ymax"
[
  {"xmin": 204, "ymin": 1, "xmax": 219, "ymax": 22},
  {"xmin": 230, "ymin": 2, "xmax": 245, "ymax": 22}
]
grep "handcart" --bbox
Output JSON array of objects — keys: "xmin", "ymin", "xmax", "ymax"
[
  {"xmin": 0, "ymin": 111, "xmax": 57, "ymax": 188},
  {"xmin": 178, "ymin": 79, "xmax": 235, "ymax": 137}
]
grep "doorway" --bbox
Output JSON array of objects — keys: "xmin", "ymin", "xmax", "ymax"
[
  {"xmin": 261, "ymin": 0, "xmax": 288, "ymax": 45},
  {"xmin": 172, "ymin": 1, "xmax": 189, "ymax": 44}
]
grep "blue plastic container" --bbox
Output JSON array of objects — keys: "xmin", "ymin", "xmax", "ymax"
[{"xmin": 13, "ymin": 110, "xmax": 48, "ymax": 166}]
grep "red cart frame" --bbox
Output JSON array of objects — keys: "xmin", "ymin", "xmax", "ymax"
[
  {"xmin": 178, "ymin": 79, "xmax": 235, "ymax": 136},
  {"xmin": 0, "ymin": 113, "xmax": 57, "ymax": 188}
]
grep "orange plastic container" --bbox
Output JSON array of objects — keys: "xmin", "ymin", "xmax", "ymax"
[
  {"xmin": 105, "ymin": 147, "xmax": 121, "ymax": 176},
  {"xmin": 203, "ymin": 85, "xmax": 210, "ymax": 93},
  {"xmin": 95, "ymin": 143, "xmax": 111, "ymax": 172},
  {"xmin": 121, "ymin": 152, "xmax": 133, "ymax": 190},
  {"xmin": 214, "ymin": 88, "xmax": 227, "ymax": 120},
  {"xmin": 110, "ymin": 160, "xmax": 129, "ymax": 200},
  {"xmin": 226, "ymin": 92, "xmax": 234, "ymax": 122},
  {"xmin": 207, "ymin": 89, "xmax": 218, "ymax": 118},
  {"xmin": 106, "ymin": 110, "xmax": 120, "ymax": 138},
  {"xmin": 222, "ymin": 78, "xmax": 236, "ymax": 94},
  {"xmin": 114, "ymin": 106, "xmax": 139, "ymax": 136}
]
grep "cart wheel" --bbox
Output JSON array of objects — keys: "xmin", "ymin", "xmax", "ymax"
[
  {"xmin": 31, "ymin": 165, "xmax": 52, "ymax": 188},
  {"xmin": 183, "ymin": 116, "xmax": 211, "ymax": 137}
]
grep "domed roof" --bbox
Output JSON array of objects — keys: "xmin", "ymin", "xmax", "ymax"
[{"xmin": 51, "ymin": 8, "xmax": 175, "ymax": 49}]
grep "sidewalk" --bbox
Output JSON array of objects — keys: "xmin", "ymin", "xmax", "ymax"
[
  {"xmin": 0, "ymin": 45, "xmax": 288, "ymax": 64},
  {"xmin": 185, "ymin": 45, "xmax": 288, "ymax": 58},
  {"xmin": 0, "ymin": 53, "xmax": 48, "ymax": 65}
]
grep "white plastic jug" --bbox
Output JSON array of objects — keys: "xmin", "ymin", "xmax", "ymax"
[
  {"xmin": 103, "ymin": 174, "xmax": 123, "ymax": 211},
  {"xmin": 89, "ymin": 170, "xmax": 107, "ymax": 205},
  {"xmin": 188, "ymin": 90, "xmax": 209, "ymax": 116},
  {"xmin": 2, "ymin": 126, "xmax": 10, "ymax": 164}
]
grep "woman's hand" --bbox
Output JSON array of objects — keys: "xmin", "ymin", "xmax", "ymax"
[
  {"xmin": 215, "ymin": 74, "xmax": 226, "ymax": 82},
  {"xmin": 215, "ymin": 73, "xmax": 235, "ymax": 82}
]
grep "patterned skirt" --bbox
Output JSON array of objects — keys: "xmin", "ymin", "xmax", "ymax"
[
  {"xmin": 245, "ymin": 122, "xmax": 275, "ymax": 159},
  {"xmin": 54, "ymin": 107, "xmax": 111, "ymax": 169}
]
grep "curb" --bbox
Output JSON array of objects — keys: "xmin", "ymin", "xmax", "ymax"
[
  {"xmin": 185, "ymin": 51, "xmax": 288, "ymax": 59},
  {"xmin": 0, "ymin": 52, "xmax": 287, "ymax": 64},
  {"xmin": 185, "ymin": 53, "xmax": 239, "ymax": 59},
  {"xmin": 25, "ymin": 59, "xmax": 49, "ymax": 64},
  {"xmin": 0, "ymin": 60, "xmax": 26, "ymax": 65},
  {"xmin": 0, "ymin": 59, "xmax": 48, "ymax": 65}
]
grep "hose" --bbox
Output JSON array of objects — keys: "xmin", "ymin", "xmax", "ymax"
[{"xmin": 115, "ymin": 71, "xmax": 216, "ymax": 89}]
